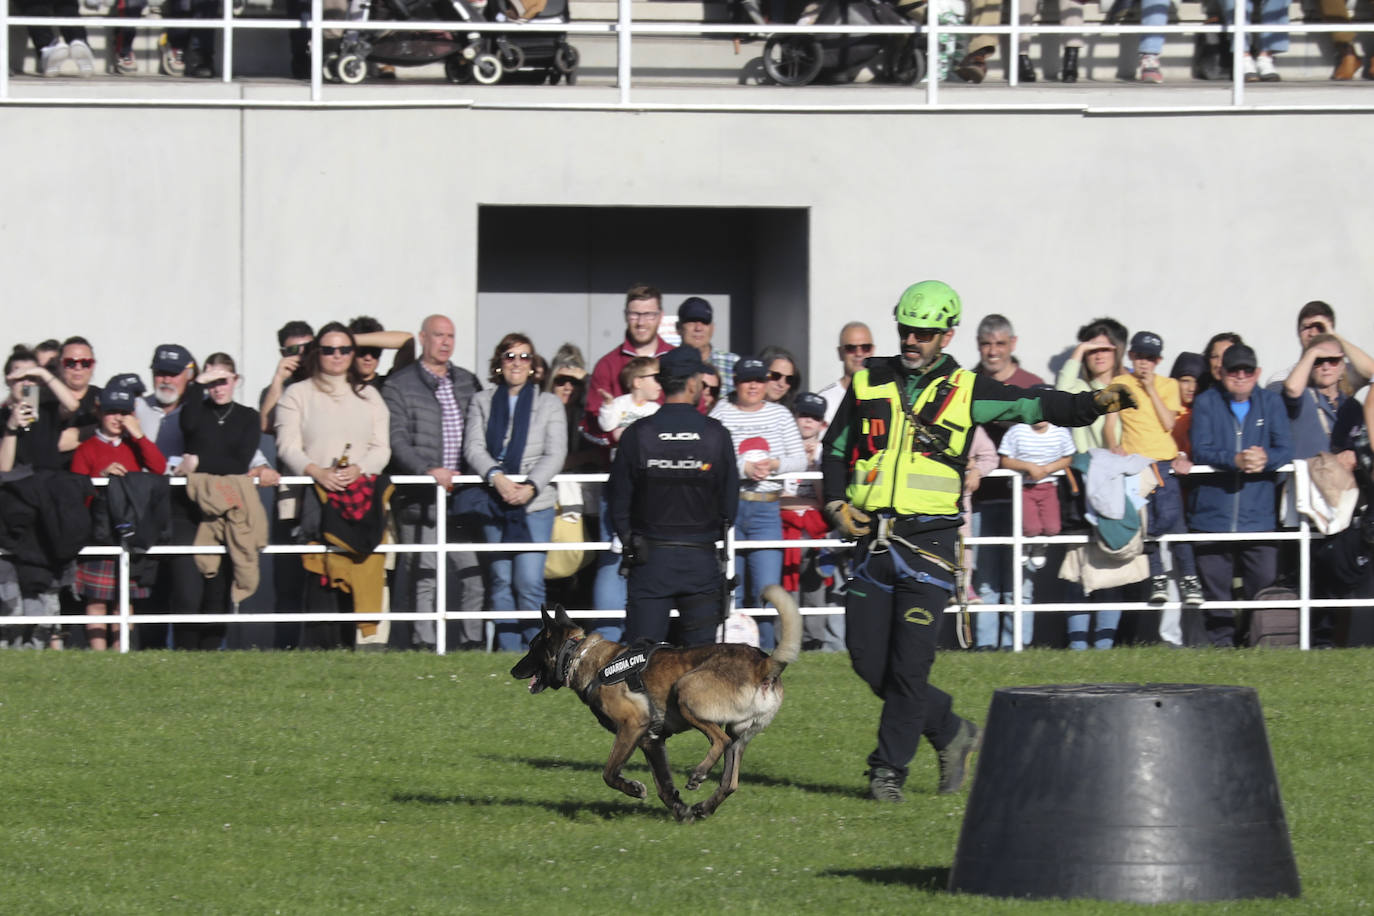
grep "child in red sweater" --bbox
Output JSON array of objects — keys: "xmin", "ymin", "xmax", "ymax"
[{"xmin": 71, "ymin": 385, "xmax": 166, "ymax": 651}]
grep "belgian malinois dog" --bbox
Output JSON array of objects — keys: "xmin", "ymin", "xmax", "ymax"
[{"xmin": 510, "ymin": 585, "xmax": 801, "ymax": 823}]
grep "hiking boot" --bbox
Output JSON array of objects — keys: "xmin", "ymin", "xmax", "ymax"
[
  {"xmin": 1017, "ymin": 53, "xmax": 1037, "ymax": 82},
  {"xmin": 955, "ymin": 48, "xmax": 990, "ymax": 84},
  {"xmin": 1148, "ymin": 574, "xmax": 1170, "ymax": 605},
  {"xmin": 937, "ymin": 717, "xmax": 980, "ymax": 795},
  {"xmin": 1180, "ymin": 575, "xmax": 1205, "ymax": 607},
  {"xmin": 867, "ymin": 766, "xmax": 905, "ymax": 803}
]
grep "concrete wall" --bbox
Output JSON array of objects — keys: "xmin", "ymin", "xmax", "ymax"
[{"xmin": 3, "ymin": 105, "xmax": 1372, "ymax": 399}]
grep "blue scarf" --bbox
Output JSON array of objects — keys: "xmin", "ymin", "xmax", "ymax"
[{"xmin": 483, "ymin": 383, "xmax": 536, "ymax": 541}]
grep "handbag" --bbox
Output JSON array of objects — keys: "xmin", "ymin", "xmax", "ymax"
[{"xmin": 544, "ymin": 511, "xmax": 591, "ymax": 579}]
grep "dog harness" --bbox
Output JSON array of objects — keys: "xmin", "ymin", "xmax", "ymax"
[{"xmin": 593, "ymin": 641, "xmax": 670, "ymax": 694}]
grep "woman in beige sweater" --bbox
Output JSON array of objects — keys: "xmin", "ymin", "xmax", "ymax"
[{"xmin": 275, "ymin": 322, "xmax": 391, "ymax": 648}]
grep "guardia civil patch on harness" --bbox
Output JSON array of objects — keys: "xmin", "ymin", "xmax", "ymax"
[{"xmin": 597, "ymin": 643, "xmax": 668, "ymax": 687}]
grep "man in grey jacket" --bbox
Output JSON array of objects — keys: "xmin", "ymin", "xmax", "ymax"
[{"xmin": 382, "ymin": 315, "xmax": 486, "ymax": 651}]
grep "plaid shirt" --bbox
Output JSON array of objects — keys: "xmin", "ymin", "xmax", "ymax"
[
  {"xmin": 423, "ymin": 362, "xmax": 464, "ymax": 471},
  {"xmin": 709, "ymin": 348, "xmax": 740, "ymax": 395},
  {"xmin": 328, "ymin": 475, "xmax": 377, "ymax": 522}
]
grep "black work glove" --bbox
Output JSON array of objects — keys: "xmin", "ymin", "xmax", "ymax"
[
  {"xmin": 825, "ymin": 499, "xmax": 872, "ymax": 538},
  {"xmin": 1093, "ymin": 383, "xmax": 1137, "ymax": 414}
]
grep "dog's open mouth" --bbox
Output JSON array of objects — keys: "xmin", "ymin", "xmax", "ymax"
[{"xmin": 528, "ymin": 673, "xmax": 546, "ymax": 694}]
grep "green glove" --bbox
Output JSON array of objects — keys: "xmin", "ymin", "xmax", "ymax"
[{"xmin": 825, "ymin": 499, "xmax": 872, "ymax": 538}]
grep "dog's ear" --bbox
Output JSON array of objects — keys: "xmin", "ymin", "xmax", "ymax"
[{"xmin": 554, "ymin": 604, "xmax": 574, "ymax": 627}]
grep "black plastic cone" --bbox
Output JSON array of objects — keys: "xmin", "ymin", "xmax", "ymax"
[{"xmin": 949, "ymin": 684, "xmax": 1301, "ymax": 903}]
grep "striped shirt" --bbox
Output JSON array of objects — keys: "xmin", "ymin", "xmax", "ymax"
[
  {"xmin": 423, "ymin": 362, "xmax": 464, "ymax": 471},
  {"xmin": 709, "ymin": 399, "xmax": 807, "ymax": 495},
  {"xmin": 999, "ymin": 423, "xmax": 1075, "ymax": 487}
]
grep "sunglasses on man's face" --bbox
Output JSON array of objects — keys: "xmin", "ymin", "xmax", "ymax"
[
  {"xmin": 319, "ymin": 345, "xmax": 354, "ymax": 356},
  {"xmin": 355, "ymin": 347, "xmax": 382, "ymax": 360},
  {"xmin": 841, "ymin": 343, "xmax": 874, "ymax": 355},
  {"xmin": 768, "ymin": 370, "xmax": 797, "ymax": 386},
  {"xmin": 280, "ymin": 344, "xmax": 308, "ymax": 357},
  {"xmin": 899, "ymin": 325, "xmax": 940, "ymax": 343},
  {"xmin": 63, "ymin": 358, "xmax": 95, "ymax": 369}
]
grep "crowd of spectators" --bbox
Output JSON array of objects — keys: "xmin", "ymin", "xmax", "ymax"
[
  {"xmin": 12, "ymin": 0, "xmax": 1372, "ymax": 83},
  {"xmin": 2, "ymin": 293, "xmax": 1372, "ymax": 653}
]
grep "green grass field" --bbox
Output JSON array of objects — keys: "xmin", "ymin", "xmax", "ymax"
[{"xmin": 1, "ymin": 647, "xmax": 1370, "ymax": 914}]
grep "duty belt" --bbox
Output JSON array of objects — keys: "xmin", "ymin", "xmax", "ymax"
[{"xmin": 851, "ymin": 514, "xmax": 959, "ymax": 595}]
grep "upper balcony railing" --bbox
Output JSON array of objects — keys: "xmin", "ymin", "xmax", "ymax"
[{"xmin": 5, "ymin": 0, "xmax": 1374, "ymax": 110}]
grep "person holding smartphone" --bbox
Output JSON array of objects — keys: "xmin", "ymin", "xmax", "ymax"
[{"xmin": 2, "ymin": 345, "xmax": 81, "ymax": 473}]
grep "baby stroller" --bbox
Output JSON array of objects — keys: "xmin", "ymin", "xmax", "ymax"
[
  {"xmin": 471, "ymin": 0, "xmax": 580, "ymax": 85},
  {"xmin": 327, "ymin": 0, "xmax": 499, "ymax": 84},
  {"xmin": 758, "ymin": 0, "xmax": 926, "ymax": 86}
]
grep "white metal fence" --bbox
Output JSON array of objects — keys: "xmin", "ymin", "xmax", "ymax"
[
  {"xmin": 2, "ymin": 465, "xmax": 1364, "ymax": 653},
  {"xmin": 4, "ymin": 0, "xmax": 1374, "ymax": 108}
]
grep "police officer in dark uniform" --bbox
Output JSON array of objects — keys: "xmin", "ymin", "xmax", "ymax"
[{"xmin": 608, "ymin": 346, "xmax": 739, "ymax": 646}]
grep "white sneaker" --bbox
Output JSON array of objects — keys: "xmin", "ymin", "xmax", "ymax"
[
  {"xmin": 1256, "ymin": 52, "xmax": 1280, "ymax": 81},
  {"xmin": 1243, "ymin": 52, "xmax": 1258, "ymax": 82},
  {"xmin": 39, "ymin": 40, "xmax": 70, "ymax": 77},
  {"xmin": 69, "ymin": 39, "xmax": 96, "ymax": 77}
]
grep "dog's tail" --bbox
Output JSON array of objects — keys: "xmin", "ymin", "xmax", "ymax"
[{"xmin": 761, "ymin": 584, "xmax": 802, "ymax": 679}]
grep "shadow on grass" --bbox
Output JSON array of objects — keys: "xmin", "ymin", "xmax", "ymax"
[
  {"xmin": 823, "ymin": 865, "xmax": 950, "ymax": 891},
  {"xmin": 390, "ymin": 791, "xmax": 664, "ymax": 821},
  {"xmin": 480, "ymin": 753, "xmax": 863, "ymax": 799}
]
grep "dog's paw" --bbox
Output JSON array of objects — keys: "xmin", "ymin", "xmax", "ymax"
[
  {"xmin": 690, "ymin": 802, "xmax": 710, "ymax": 820},
  {"xmin": 685, "ymin": 773, "xmax": 705, "ymax": 792},
  {"xmin": 624, "ymin": 779, "xmax": 647, "ymax": 800},
  {"xmin": 673, "ymin": 804, "xmax": 696, "ymax": 824}
]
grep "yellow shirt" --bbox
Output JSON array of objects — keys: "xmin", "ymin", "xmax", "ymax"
[{"xmin": 1110, "ymin": 371, "xmax": 1181, "ymax": 461}]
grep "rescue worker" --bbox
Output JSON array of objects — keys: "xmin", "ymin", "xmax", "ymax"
[
  {"xmin": 822, "ymin": 281, "xmax": 1135, "ymax": 802},
  {"xmin": 609, "ymin": 346, "xmax": 740, "ymax": 646}
]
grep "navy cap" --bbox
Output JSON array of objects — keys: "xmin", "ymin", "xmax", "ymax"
[
  {"xmin": 795, "ymin": 391, "xmax": 827, "ymax": 420},
  {"xmin": 657, "ymin": 346, "xmax": 711, "ymax": 379},
  {"xmin": 1222, "ymin": 344, "xmax": 1258, "ymax": 372},
  {"xmin": 150, "ymin": 344, "xmax": 196, "ymax": 375},
  {"xmin": 1129, "ymin": 331, "xmax": 1163, "ymax": 358},
  {"xmin": 734, "ymin": 358, "xmax": 768, "ymax": 384},
  {"xmin": 1170, "ymin": 351, "xmax": 1206, "ymax": 380},
  {"xmin": 105, "ymin": 373, "xmax": 146, "ymax": 398},
  {"xmin": 99, "ymin": 386, "xmax": 136, "ymax": 412},
  {"xmin": 678, "ymin": 297, "xmax": 714, "ymax": 324}
]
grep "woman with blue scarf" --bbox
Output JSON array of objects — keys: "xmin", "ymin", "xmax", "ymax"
[{"xmin": 465, "ymin": 333, "xmax": 567, "ymax": 651}]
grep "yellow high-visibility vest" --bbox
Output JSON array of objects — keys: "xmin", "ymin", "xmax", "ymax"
[{"xmin": 846, "ymin": 367, "xmax": 975, "ymax": 516}]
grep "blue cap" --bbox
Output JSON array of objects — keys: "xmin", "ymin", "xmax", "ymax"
[
  {"xmin": 105, "ymin": 373, "xmax": 146, "ymax": 398},
  {"xmin": 734, "ymin": 358, "xmax": 768, "ymax": 384},
  {"xmin": 657, "ymin": 346, "xmax": 711, "ymax": 378},
  {"xmin": 678, "ymin": 297, "xmax": 713, "ymax": 324},
  {"xmin": 795, "ymin": 391, "xmax": 827, "ymax": 420},
  {"xmin": 1129, "ymin": 331, "xmax": 1163, "ymax": 358},
  {"xmin": 99, "ymin": 386, "xmax": 136, "ymax": 412},
  {"xmin": 150, "ymin": 344, "xmax": 196, "ymax": 375}
]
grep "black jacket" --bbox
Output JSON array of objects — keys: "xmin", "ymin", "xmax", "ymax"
[
  {"xmin": 92, "ymin": 473, "xmax": 173, "ymax": 588},
  {"xmin": 0, "ymin": 468, "xmax": 96, "ymax": 595}
]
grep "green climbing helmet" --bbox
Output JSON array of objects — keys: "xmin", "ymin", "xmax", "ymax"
[{"xmin": 894, "ymin": 280, "xmax": 962, "ymax": 330}]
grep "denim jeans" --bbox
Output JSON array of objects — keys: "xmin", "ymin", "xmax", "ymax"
[
  {"xmin": 485, "ymin": 506, "xmax": 555, "ymax": 652},
  {"xmin": 1138, "ymin": 0, "xmax": 1170, "ymax": 55},
  {"xmin": 733, "ymin": 497, "xmax": 782, "ymax": 650},
  {"xmin": 972, "ymin": 501, "xmax": 1034, "ymax": 649},
  {"xmin": 590, "ymin": 491, "xmax": 626, "ymax": 642},
  {"xmin": 1216, "ymin": 0, "xmax": 1292, "ymax": 53},
  {"xmin": 1064, "ymin": 583, "xmax": 1121, "ymax": 649}
]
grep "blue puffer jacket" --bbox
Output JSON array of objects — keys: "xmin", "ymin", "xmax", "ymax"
[{"xmin": 1187, "ymin": 386, "xmax": 1293, "ymax": 533}]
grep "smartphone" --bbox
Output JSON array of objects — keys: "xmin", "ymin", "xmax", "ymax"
[{"xmin": 18, "ymin": 382, "xmax": 40, "ymax": 422}]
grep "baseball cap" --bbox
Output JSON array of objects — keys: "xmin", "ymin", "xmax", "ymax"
[
  {"xmin": 1169, "ymin": 351, "xmax": 1206, "ymax": 380},
  {"xmin": 105, "ymin": 373, "xmax": 147, "ymax": 398},
  {"xmin": 1222, "ymin": 344, "xmax": 1258, "ymax": 372},
  {"xmin": 678, "ymin": 297, "xmax": 713, "ymax": 325},
  {"xmin": 734, "ymin": 358, "xmax": 768, "ymax": 384},
  {"xmin": 795, "ymin": 392, "xmax": 827, "ymax": 421},
  {"xmin": 656, "ymin": 346, "xmax": 711, "ymax": 378},
  {"xmin": 150, "ymin": 344, "xmax": 196, "ymax": 375},
  {"xmin": 99, "ymin": 385, "xmax": 137, "ymax": 412},
  {"xmin": 1128, "ymin": 331, "xmax": 1163, "ymax": 359}
]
